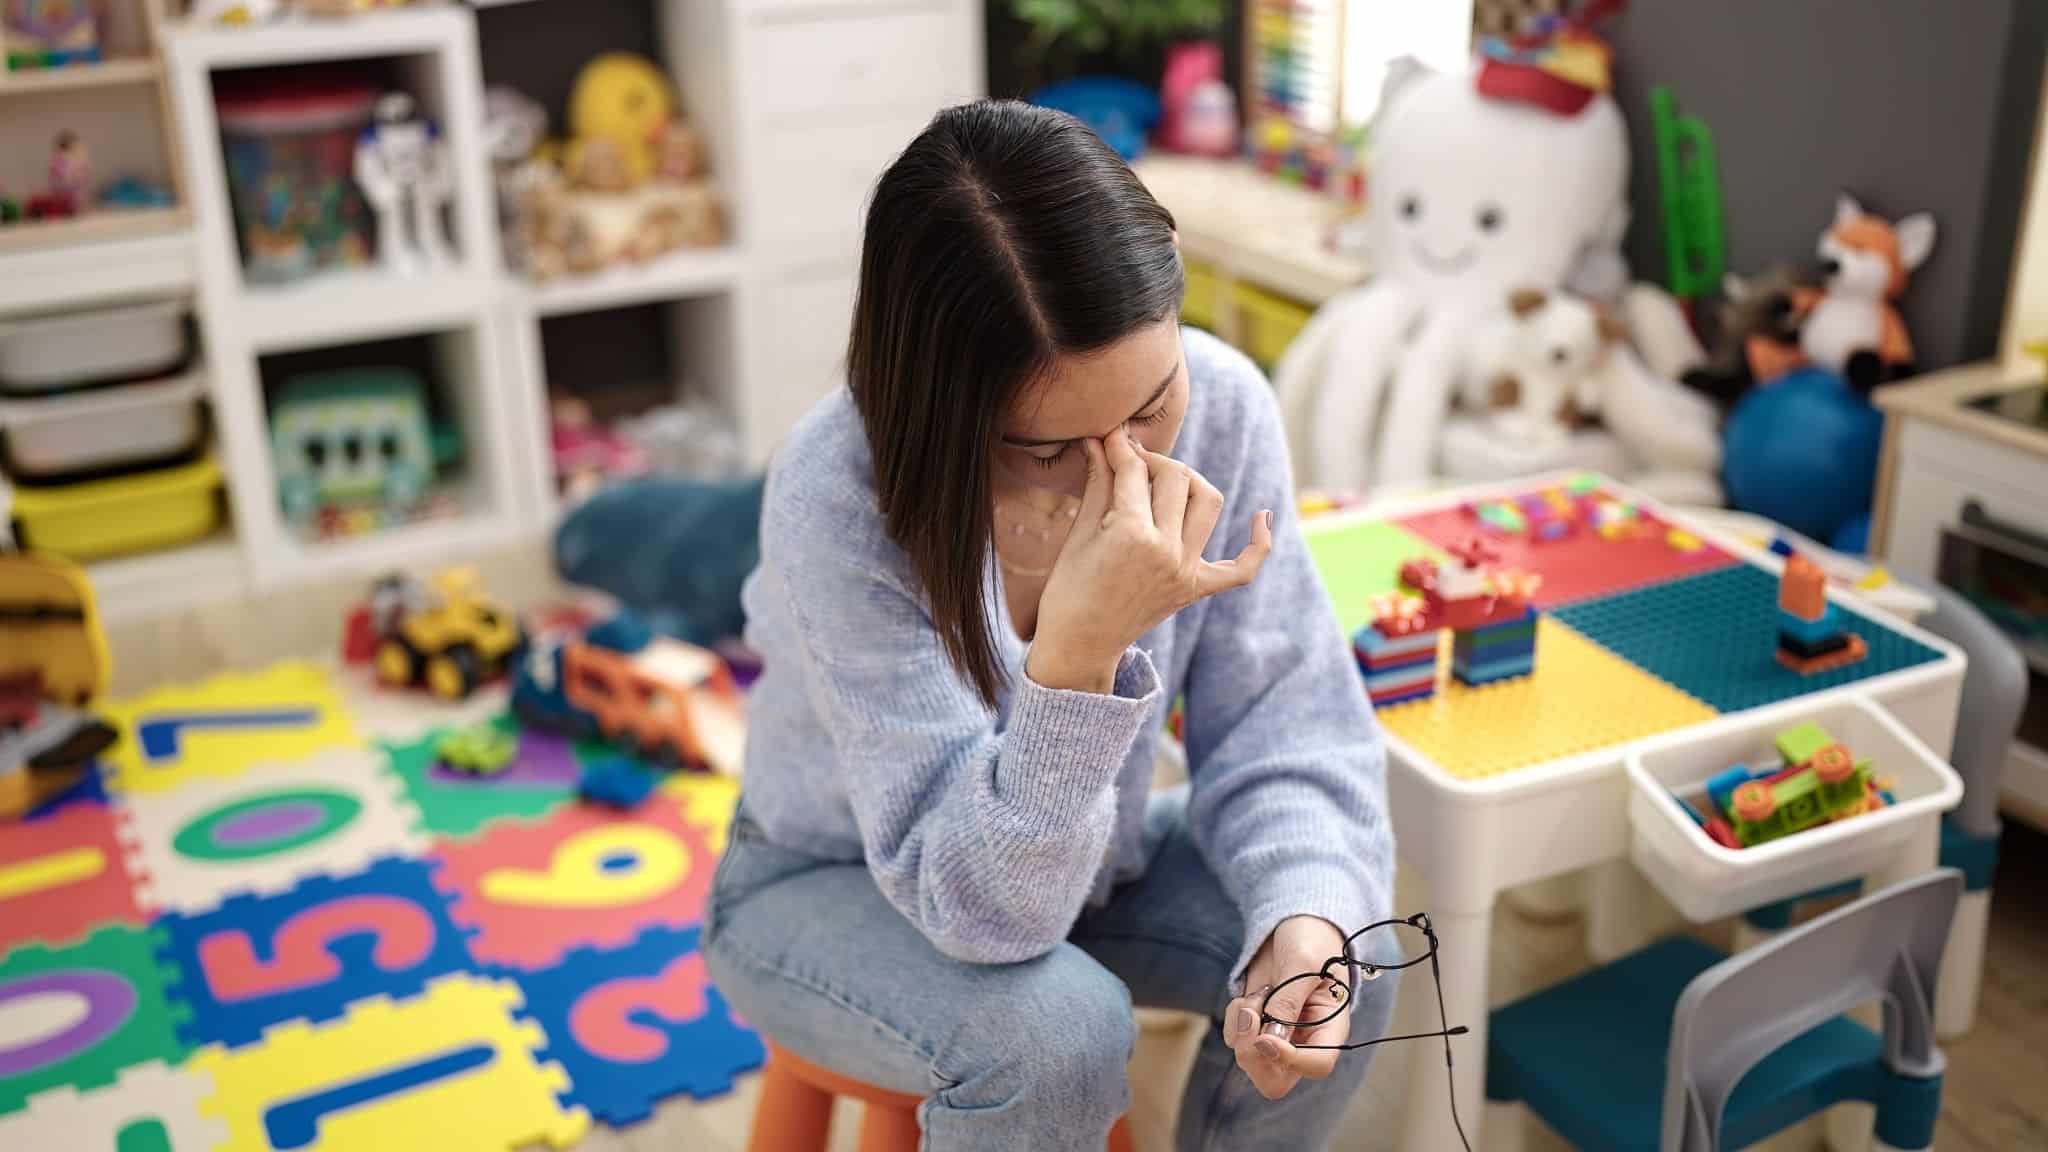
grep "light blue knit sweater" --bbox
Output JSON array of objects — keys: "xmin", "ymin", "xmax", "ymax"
[{"xmin": 737, "ymin": 328, "xmax": 1393, "ymax": 983}]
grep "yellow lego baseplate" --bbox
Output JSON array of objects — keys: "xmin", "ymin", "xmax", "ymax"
[{"xmin": 1376, "ymin": 617, "xmax": 1718, "ymax": 781}]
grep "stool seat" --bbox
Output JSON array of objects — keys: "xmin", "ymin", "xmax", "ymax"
[
  {"xmin": 1487, "ymin": 936, "xmax": 1888, "ymax": 1152},
  {"xmin": 749, "ymin": 1041, "xmax": 1136, "ymax": 1152}
]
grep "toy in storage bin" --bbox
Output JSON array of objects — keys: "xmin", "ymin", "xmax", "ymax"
[
  {"xmin": 269, "ymin": 367, "xmax": 457, "ymax": 529},
  {"xmin": 8, "ymin": 457, "xmax": 225, "ymax": 562},
  {"xmin": 1625, "ymin": 695, "xmax": 1961, "ymax": 922},
  {"xmin": 217, "ymin": 79, "xmax": 378, "ymax": 283}
]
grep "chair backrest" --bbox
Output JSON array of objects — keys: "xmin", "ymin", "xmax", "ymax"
[
  {"xmin": 1661, "ymin": 869, "xmax": 1962, "ymax": 1152},
  {"xmin": 1920, "ymin": 583, "xmax": 2028, "ymax": 839}
]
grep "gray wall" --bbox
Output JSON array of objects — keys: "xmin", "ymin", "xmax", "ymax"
[{"xmin": 1607, "ymin": 0, "xmax": 2047, "ymax": 369}]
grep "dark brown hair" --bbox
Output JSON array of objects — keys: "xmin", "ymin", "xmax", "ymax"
[{"xmin": 846, "ymin": 101, "xmax": 1182, "ymax": 706}]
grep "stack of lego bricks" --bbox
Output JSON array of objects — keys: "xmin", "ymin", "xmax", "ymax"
[
  {"xmin": 1775, "ymin": 555, "xmax": 1869, "ymax": 674},
  {"xmin": 1450, "ymin": 606, "xmax": 1539, "ymax": 686},
  {"xmin": 1352, "ymin": 598, "xmax": 1442, "ymax": 707}
]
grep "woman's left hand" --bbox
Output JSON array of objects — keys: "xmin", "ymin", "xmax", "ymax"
[{"xmin": 1223, "ymin": 915, "xmax": 1352, "ymax": 1099}]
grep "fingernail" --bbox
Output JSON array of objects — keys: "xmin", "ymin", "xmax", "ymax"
[
  {"xmin": 1259, "ymin": 509, "xmax": 1273, "ymax": 530},
  {"xmin": 1229, "ymin": 1004, "xmax": 1255, "ymax": 1041}
]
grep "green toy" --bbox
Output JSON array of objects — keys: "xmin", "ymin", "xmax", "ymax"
[
  {"xmin": 435, "ymin": 723, "xmax": 518, "ymax": 777},
  {"xmin": 1650, "ymin": 85, "xmax": 1725, "ymax": 301},
  {"xmin": 268, "ymin": 368, "xmax": 460, "ymax": 529},
  {"xmin": 1722, "ymin": 722, "xmax": 1875, "ymax": 848}
]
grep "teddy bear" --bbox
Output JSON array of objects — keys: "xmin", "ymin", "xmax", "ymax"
[{"xmin": 1460, "ymin": 287, "xmax": 1625, "ymax": 452}]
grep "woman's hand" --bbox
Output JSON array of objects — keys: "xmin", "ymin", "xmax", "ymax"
[
  {"xmin": 1223, "ymin": 916, "xmax": 1352, "ymax": 1099},
  {"xmin": 1026, "ymin": 428, "xmax": 1272, "ymax": 693}
]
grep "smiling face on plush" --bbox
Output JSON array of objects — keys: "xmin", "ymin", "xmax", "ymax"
[{"xmin": 1368, "ymin": 61, "xmax": 1629, "ymax": 313}]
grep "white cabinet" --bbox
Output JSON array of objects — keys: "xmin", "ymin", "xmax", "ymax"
[{"xmin": 722, "ymin": 0, "xmax": 983, "ymax": 463}]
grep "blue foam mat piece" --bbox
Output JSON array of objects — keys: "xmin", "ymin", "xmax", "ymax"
[
  {"xmin": 156, "ymin": 856, "xmax": 476, "ymax": 1049},
  {"xmin": 1554, "ymin": 565, "xmax": 1943, "ymax": 713},
  {"xmin": 507, "ymin": 923, "xmax": 765, "ymax": 1125}
]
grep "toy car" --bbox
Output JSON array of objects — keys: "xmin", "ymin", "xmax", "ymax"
[
  {"xmin": 513, "ymin": 610, "xmax": 743, "ymax": 774},
  {"xmin": 435, "ymin": 723, "xmax": 517, "ymax": 776},
  {"xmin": 359, "ymin": 567, "xmax": 527, "ymax": 701}
]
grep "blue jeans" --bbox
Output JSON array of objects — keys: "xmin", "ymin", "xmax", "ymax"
[{"xmin": 703, "ymin": 790, "xmax": 1390, "ymax": 1151}]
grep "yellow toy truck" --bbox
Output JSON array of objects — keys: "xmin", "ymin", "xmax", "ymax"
[{"xmin": 361, "ymin": 567, "xmax": 527, "ymax": 701}]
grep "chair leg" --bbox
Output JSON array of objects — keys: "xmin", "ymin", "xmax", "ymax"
[
  {"xmin": 1936, "ymin": 886, "xmax": 1990, "ymax": 1039},
  {"xmin": 749, "ymin": 1058, "xmax": 835, "ymax": 1152},
  {"xmin": 857, "ymin": 1101, "xmax": 923, "ymax": 1152}
]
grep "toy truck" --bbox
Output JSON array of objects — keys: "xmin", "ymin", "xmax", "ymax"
[
  {"xmin": 358, "ymin": 567, "xmax": 527, "ymax": 701},
  {"xmin": 513, "ymin": 611, "xmax": 743, "ymax": 774}
]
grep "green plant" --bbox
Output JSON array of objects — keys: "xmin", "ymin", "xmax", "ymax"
[{"xmin": 1010, "ymin": 0, "xmax": 1224, "ymax": 64}]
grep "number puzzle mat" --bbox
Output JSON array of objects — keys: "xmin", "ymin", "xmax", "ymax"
[
  {"xmin": 1, "ymin": 662, "xmax": 762, "ymax": 1152},
  {"xmin": 1309, "ymin": 478, "xmax": 1946, "ymax": 781}
]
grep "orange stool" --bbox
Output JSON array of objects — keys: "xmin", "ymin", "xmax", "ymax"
[{"xmin": 748, "ymin": 1041, "xmax": 1136, "ymax": 1152}]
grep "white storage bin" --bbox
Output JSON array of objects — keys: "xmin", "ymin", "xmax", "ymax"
[
  {"xmin": 1625, "ymin": 695, "xmax": 1961, "ymax": 922},
  {"xmin": 0, "ymin": 300, "xmax": 189, "ymax": 394},
  {"xmin": 0, "ymin": 372, "xmax": 206, "ymax": 482}
]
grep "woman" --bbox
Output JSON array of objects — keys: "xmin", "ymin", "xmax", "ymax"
[{"xmin": 705, "ymin": 101, "xmax": 1394, "ymax": 1150}]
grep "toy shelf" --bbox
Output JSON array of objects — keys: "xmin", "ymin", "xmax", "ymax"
[
  {"xmin": 234, "ymin": 269, "xmax": 500, "ymax": 355},
  {"xmin": 0, "ymin": 57, "xmax": 161, "ymax": 93},
  {"xmin": 522, "ymin": 245, "xmax": 742, "ymax": 319}
]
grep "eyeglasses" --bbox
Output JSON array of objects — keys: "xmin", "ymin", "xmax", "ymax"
[{"xmin": 1255, "ymin": 912, "xmax": 1473, "ymax": 1152}]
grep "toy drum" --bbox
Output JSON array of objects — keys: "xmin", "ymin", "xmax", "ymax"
[{"xmin": 217, "ymin": 79, "xmax": 378, "ymax": 283}]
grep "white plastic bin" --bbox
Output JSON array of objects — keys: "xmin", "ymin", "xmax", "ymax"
[
  {"xmin": 0, "ymin": 371, "xmax": 206, "ymax": 481},
  {"xmin": 0, "ymin": 300, "xmax": 189, "ymax": 394},
  {"xmin": 1626, "ymin": 695, "xmax": 1961, "ymax": 922}
]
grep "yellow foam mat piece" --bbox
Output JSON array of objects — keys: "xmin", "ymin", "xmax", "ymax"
[
  {"xmin": 1377, "ymin": 617, "xmax": 1718, "ymax": 781},
  {"xmin": 193, "ymin": 974, "xmax": 589, "ymax": 1152},
  {"xmin": 663, "ymin": 770, "xmax": 741, "ymax": 856},
  {"xmin": 102, "ymin": 663, "xmax": 359, "ymax": 794}
]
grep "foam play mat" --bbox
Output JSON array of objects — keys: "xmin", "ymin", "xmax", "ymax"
[
  {"xmin": 1312, "ymin": 477, "xmax": 1947, "ymax": 781},
  {"xmin": 0, "ymin": 663, "xmax": 761, "ymax": 1152}
]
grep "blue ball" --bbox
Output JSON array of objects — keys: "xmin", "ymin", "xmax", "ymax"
[{"xmin": 1723, "ymin": 368, "xmax": 1883, "ymax": 545}]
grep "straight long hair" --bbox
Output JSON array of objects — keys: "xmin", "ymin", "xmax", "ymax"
[{"xmin": 846, "ymin": 101, "xmax": 1183, "ymax": 706}]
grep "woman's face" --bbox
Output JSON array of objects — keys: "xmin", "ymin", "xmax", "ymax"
[{"xmin": 990, "ymin": 319, "xmax": 1187, "ymax": 572}]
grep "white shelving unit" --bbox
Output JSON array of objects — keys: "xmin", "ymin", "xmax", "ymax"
[
  {"xmin": 35, "ymin": 0, "xmax": 986, "ymax": 620},
  {"xmin": 165, "ymin": 4, "xmax": 523, "ymax": 591}
]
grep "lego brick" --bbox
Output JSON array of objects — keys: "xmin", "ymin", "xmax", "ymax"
[
  {"xmin": 384, "ymin": 718, "xmax": 579, "ymax": 840},
  {"xmin": 114, "ymin": 747, "xmax": 429, "ymax": 916},
  {"xmin": 1304, "ymin": 519, "xmax": 1452, "ymax": 638},
  {"xmin": 190, "ymin": 974, "xmax": 589, "ymax": 1152},
  {"xmin": 1375, "ymin": 617, "xmax": 1717, "ymax": 781},
  {"xmin": 1776, "ymin": 606, "xmax": 1842, "ymax": 647},
  {"xmin": 1553, "ymin": 565, "xmax": 1941, "ymax": 714},
  {"xmin": 430, "ymin": 793, "xmax": 720, "ymax": 970},
  {"xmin": 0, "ymin": 801, "xmax": 146, "ymax": 955},
  {"xmin": 1777, "ymin": 554, "xmax": 1828, "ymax": 620},
  {"xmin": 1453, "ymin": 658, "xmax": 1536, "ymax": 687},
  {"xmin": 1775, "ymin": 723, "xmax": 1836, "ymax": 767},
  {"xmin": 1777, "ymin": 630, "xmax": 1853, "ymax": 660},
  {"xmin": 1775, "ymin": 633, "xmax": 1870, "ymax": 676},
  {"xmin": 509, "ymin": 925, "xmax": 764, "ymax": 1124},
  {"xmin": 0, "ymin": 1060, "xmax": 225, "ymax": 1152},
  {"xmin": 1370, "ymin": 682, "xmax": 1438, "ymax": 707},
  {"xmin": 100, "ymin": 664, "xmax": 359, "ymax": 795},
  {"xmin": 1353, "ymin": 625, "xmax": 1439, "ymax": 663},
  {"xmin": 0, "ymin": 925, "xmax": 189, "ymax": 1114},
  {"xmin": 1395, "ymin": 487, "xmax": 1738, "ymax": 609},
  {"xmin": 1365, "ymin": 664, "xmax": 1439, "ymax": 694},
  {"xmin": 157, "ymin": 857, "xmax": 475, "ymax": 1050}
]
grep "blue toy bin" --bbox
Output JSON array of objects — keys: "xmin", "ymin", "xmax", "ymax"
[{"xmin": 1626, "ymin": 694, "xmax": 1960, "ymax": 923}]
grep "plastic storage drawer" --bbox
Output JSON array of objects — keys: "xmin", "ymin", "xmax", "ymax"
[
  {"xmin": 9, "ymin": 456, "xmax": 224, "ymax": 561},
  {"xmin": 0, "ymin": 300, "xmax": 188, "ymax": 394},
  {"xmin": 0, "ymin": 371, "xmax": 205, "ymax": 481}
]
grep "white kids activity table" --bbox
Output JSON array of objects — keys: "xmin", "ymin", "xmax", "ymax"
[{"xmin": 1299, "ymin": 474, "xmax": 1965, "ymax": 1150}]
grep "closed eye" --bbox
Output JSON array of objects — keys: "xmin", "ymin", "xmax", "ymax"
[
  {"xmin": 1031, "ymin": 445, "xmax": 1070, "ymax": 470},
  {"xmin": 1130, "ymin": 405, "xmax": 1169, "ymax": 428}
]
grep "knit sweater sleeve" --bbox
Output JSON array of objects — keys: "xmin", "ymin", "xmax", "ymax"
[
  {"xmin": 1179, "ymin": 339, "xmax": 1396, "ymax": 986},
  {"xmin": 762, "ymin": 477, "xmax": 1161, "ymax": 964}
]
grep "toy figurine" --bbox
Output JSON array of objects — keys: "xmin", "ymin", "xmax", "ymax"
[
  {"xmin": 353, "ymin": 92, "xmax": 455, "ymax": 275},
  {"xmin": 26, "ymin": 131, "xmax": 90, "ymax": 219},
  {"xmin": 1796, "ymin": 194, "xmax": 1935, "ymax": 387}
]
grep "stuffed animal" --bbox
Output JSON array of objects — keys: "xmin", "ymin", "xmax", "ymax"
[
  {"xmin": 568, "ymin": 54, "xmax": 674, "ymax": 187},
  {"xmin": 554, "ymin": 475, "xmax": 766, "ymax": 650},
  {"xmin": 1797, "ymin": 194, "xmax": 1934, "ymax": 384},
  {"xmin": 1461, "ymin": 288, "xmax": 1620, "ymax": 452},
  {"xmin": 1275, "ymin": 55, "xmax": 1631, "ymax": 493},
  {"xmin": 1679, "ymin": 267, "xmax": 1812, "ymax": 410}
]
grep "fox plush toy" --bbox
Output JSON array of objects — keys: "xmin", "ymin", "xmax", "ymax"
[{"xmin": 1798, "ymin": 194, "xmax": 1935, "ymax": 385}]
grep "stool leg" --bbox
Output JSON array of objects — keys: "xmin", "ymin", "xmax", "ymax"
[
  {"xmin": 858, "ymin": 1100, "xmax": 923, "ymax": 1152},
  {"xmin": 750, "ymin": 1060, "xmax": 835, "ymax": 1152},
  {"xmin": 1936, "ymin": 886, "xmax": 1990, "ymax": 1039}
]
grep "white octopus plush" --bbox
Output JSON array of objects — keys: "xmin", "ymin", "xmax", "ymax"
[{"xmin": 1277, "ymin": 57, "xmax": 1629, "ymax": 493}]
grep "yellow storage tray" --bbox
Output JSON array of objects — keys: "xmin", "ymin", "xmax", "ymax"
[
  {"xmin": 11, "ymin": 456, "xmax": 224, "ymax": 562},
  {"xmin": 1236, "ymin": 282, "xmax": 1313, "ymax": 367},
  {"xmin": 1182, "ymin": 258, "xmax": 1222, "ymax": 332}
]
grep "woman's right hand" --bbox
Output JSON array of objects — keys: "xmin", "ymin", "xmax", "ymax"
[{"xmin": 1026, "ymin": 427, "xmax": 1272, "ymax": 694}]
